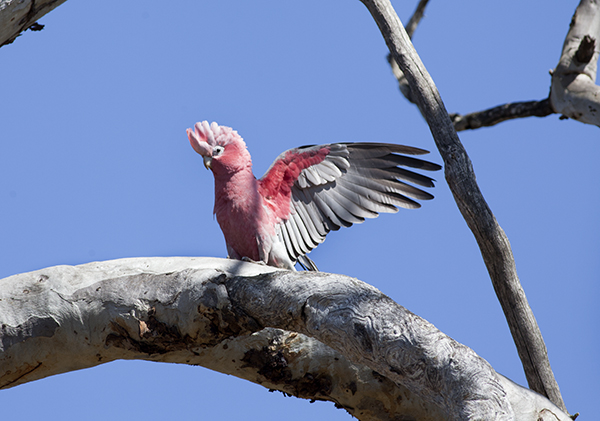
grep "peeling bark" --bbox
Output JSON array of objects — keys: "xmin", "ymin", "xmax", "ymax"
[{"xmin": 0, "ymin": 257, "xmax": 571, "ymax": 420}]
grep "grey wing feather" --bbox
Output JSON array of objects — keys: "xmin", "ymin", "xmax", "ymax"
[
  {"xmin": 290, "ymin": 199, "xmax": 326, "ymax": 245},
  {"xmin": 275, "ymin": 142, "xmax": 441, "ymax": 270}
]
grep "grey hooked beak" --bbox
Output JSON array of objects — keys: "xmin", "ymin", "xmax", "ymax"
[{"xmin": 203, "ymin": 155, "xmax": 212, "ymax": 170}]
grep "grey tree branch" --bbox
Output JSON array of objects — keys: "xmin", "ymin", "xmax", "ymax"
[
  {"xmin": 359, "ymin": 0, "xmax": 569, "ymax": 414},
  {"xmin": 0, "ymin": 257, "xmax": 571, "ymax": 421},
  {"xmin": 404, "ymin": 0, "xmax": 429, "ymax": 38},
  {"xmin": 0, "ymin": 0, "xmax": 579, "ymax": 418},
  {"xmin": 450, "ymin": 99, "xmax": 554, "ymax": 131},
  {"xmin": 390, "ymin": 0, "xmax": 600, "ymax": 131},
  {"xmin": 550, "ymin": 0, "xmax": 600, "ymax": 125},
  {"xmin": 385, "ymin": 0, "xmax": 431, "ymax": 106},
  {"xmin": 0, "ymin": 0, "xmax": 67, "ymax": 47}
]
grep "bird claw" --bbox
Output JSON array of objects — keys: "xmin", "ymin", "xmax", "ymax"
[{"xmin": 240, "ymin": 256, "xmax": 266, "ymax": 265}]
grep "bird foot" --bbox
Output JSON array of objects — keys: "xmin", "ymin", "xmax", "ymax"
[{"xmin": 240, "ymin": 256, "xmax": 267, "ymax": 265}]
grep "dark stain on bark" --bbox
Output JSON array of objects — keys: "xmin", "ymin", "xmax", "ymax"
[
  {"xmin": 242, "ymin": 347, "xmax": 291, "ymax": 383},
  {"xmin": 242, "ymin": 346, "xmax": 333, "ymax": 400},
  {"xmin": 372, "ymin": 370, "xmax": 386, "ymax": 382},
  {"xmin": 346, "ymin": 380, "xmax": 357, "ymax": 395},
  {"xmin": 106, "ymin": 310, "xmax": 193, "ymax": 355},
  {"xmin": 201, "ymin": 302, "xmax": 260, "ymax": 341},
  {"xmin": 0, "ymin": 362, "xmax": 43, "ymax": 389},
  {"xmin": 353, "ymin": 322, "xmax": 373, "ymax": 353},
  {"xmin": 575, "ymin": 35, "xmax": 596, "ymax": 64},
  {"xmin": 1, "ymin": 316, "xmax": 59, "ymax": 350}
]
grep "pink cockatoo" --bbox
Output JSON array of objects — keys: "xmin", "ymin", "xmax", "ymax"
[{"xmin": 187, "ymin": 121, "xmax": 441, "ymax": 271}]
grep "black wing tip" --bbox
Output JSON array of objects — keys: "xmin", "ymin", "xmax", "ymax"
[
  {"xmin": 343, "ymin": 142, "xmax": 442, "ymax": 170},
  {"xmin": 416, "ymin": 176, "xmax": 438, "ymax": 188},
  {"xmin": 344, "ymin": 142, "xmax": 430, "ymax": 155},
  {"xmin": 297, "ymin": 255, "xmax": 319, "ymax": 271},
  {"xmin": 425, "ymin": 162, "xmax": 442, "ymax": 171}
]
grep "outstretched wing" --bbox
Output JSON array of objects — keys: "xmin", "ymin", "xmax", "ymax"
[{"xmin": 258, "ymin": 142, "xmax": 441, "ymax": 270}]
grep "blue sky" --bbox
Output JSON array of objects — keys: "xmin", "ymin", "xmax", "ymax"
[{"xmin": 1, "ymin": 0, "xmax": 598, "ymax": 419}]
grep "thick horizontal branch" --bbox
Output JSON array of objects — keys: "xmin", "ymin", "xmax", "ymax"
[
  {"xmin": 210, "ymin": 328, "xmax": 449, "ymax": 421},
  {"xmin": 0, "ymin": 257, "xmax": 571, "ymax": 420}
]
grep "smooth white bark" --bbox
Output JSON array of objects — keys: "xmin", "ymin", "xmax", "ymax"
[
  {"xmin": 0, "ymin": 257, "xmax": 571, "ymax": 421},
  {"xmin": 550, "ymin": 0, "xmax": 600, "ymax": 126}
]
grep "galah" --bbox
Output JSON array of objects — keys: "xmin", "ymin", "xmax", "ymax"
[{"xmin": 187, "ymin": 121, "xmax": 441, "ymax": 271}]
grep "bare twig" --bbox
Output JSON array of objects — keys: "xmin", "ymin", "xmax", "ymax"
[
  {"xmin": 405, "ymin": 0, "xmax": 430, "ymax": 38},
  {"xmin": 450, "ymin": 98, "xmax": 554, "ymax": 131},
  {"xmin": 360, "ymin": 0, "xmax": 568, "ymax": 413},
  {"xmin": 387, "ymin": 0, "xmax": 431, "ymax": 105}
]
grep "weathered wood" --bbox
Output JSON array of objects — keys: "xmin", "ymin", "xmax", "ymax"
[
  {"xmin": 450, "ymin": 99, "xmax": 554, "ymax": 131},
  {"xmin": 0, "ymin": 0, "xmax": 67, "ymax": 47},
  {"xmin": 390, "ymin": 1, "xmax": 600, "ymax": 131},
  {"xmin": 0, "ymin": 257, "xmax": 571, "ymax": 420},
  {"xmin": 404, "ymin": 0, "xmax": 429, "ymax": 39},
  {"xmin": 550, "ymin": 0, "xmax": 600, "ymax": 126},
  {"xmin": 359, "ymin": 0, "xmax": 568, "ymax": 413},
  {"xmin": 385, "ymin": 0, "xmax": 430, "ymax": 107}
]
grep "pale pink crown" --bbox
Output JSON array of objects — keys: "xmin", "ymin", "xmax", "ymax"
[{"xmin": 187, "ymin": 121, "xmax": 242, "ymax": 156}]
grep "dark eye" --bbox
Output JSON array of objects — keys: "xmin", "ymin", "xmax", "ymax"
[{"xmin": 213, "ymin": 146, "xmax": 224, "ymax": 157}]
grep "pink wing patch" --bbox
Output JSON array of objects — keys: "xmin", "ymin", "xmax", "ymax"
[{"xmin": 259, "ymin": 147, "xmax": 331, "ymax": 220}]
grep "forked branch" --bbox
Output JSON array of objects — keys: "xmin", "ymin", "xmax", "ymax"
[{"xmin": 389, "ymin": 0, "xmax": 600, "ymax": 131}]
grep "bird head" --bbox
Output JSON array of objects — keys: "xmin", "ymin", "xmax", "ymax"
[{"xmin": 187, "ymin": 121, "xmax": 251, "ymax": 174}]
